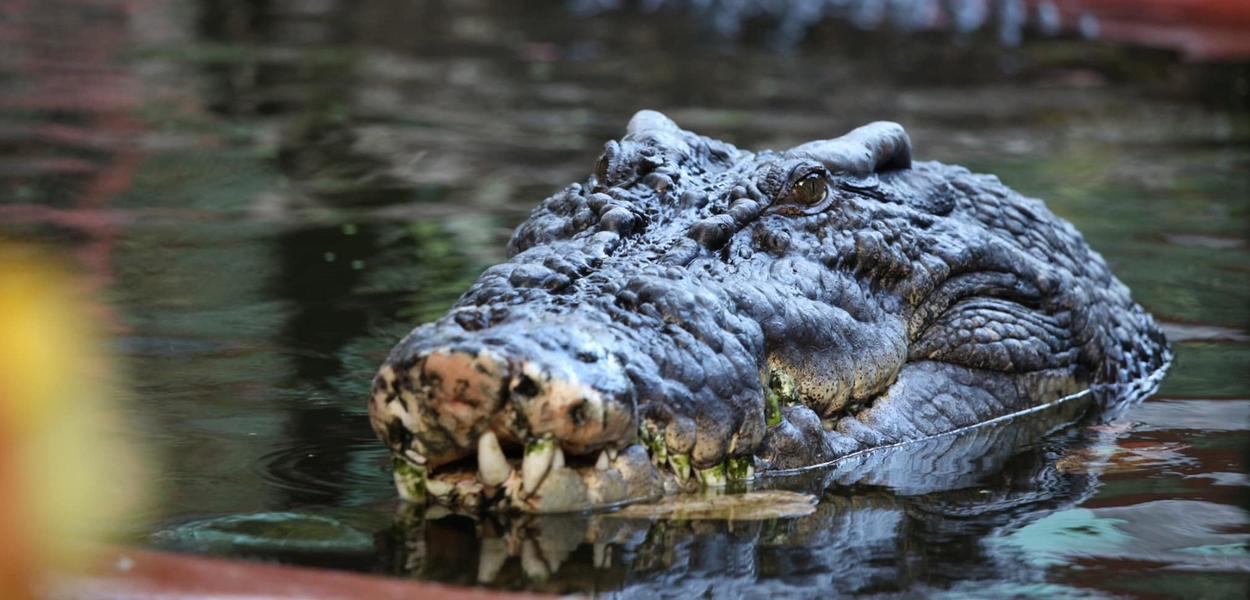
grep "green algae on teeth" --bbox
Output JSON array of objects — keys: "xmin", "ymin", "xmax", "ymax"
[
  {"xmin": 639, "ymin": 421, "xmax": 669, "ymax": 467},
  {"xmin": 726, "ymin": 455, "xmax": 754, "ymax": 481},
  {"xmin": 392, "ymin": 457, "xmax": 427, "ymax": 504},
  {"xmin": 696, "ymin": 462, "xmax": 726, "ymax": 486},
  {"xmin": 764, "ymin": 387, "xmax": 782, "ymax": 426},
  {"xmin": 769, "ymin": 368, "xmax": 799, "ymax": 406},
  {"xmin": 668, "ymin": 452, "xmax": 691, "ymax": 483},
  {"xmin": 521, "ymin": 436, "xmax": 558, "ymax": 496}
]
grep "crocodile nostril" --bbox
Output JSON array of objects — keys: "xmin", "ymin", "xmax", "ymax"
[
  {"xmin": 385, "ymin": 419, "xmax": 413, "ymax": 450},
  {"xmin": 568, "ymin": 400, "xmax": 588, "ymax": 426},
  {"xmin": 513, "ymin": 373, "xmax": 541, "ymax": 398}
]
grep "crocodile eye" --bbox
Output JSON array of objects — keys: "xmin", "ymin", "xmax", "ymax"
[
  {"xmin": 767, "ymin": 165, "xmax": 836, "ymax": 215},
  {"xmin": 790, "ymin": 174, "xmax": 827, "ymax": 206}
]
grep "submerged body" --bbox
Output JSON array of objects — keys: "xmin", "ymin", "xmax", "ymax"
[{"xmin": 369, "ymin": 111, "xmax": 1169, "ymax": 512}]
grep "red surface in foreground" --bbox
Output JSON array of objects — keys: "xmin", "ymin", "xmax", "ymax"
[{"xmin": 42, "ymin": 546, "xmax": 554, "ymax": 600}]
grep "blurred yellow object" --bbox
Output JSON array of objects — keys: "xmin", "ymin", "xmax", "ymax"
[{"xmin": 0, "ymin": 244, "xmax": 148, "ymax": 599}]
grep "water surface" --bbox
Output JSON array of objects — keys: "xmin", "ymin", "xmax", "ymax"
[{"xmin": 1, "ymin": 1, "xmax": 1247, "ymax": 598}]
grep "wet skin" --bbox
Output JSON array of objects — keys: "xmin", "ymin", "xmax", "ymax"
[{"xmin": 368, "ymin": 111, "xmax": 1170, "ymax": 513}]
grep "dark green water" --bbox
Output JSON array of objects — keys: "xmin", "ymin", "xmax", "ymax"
[{"xmin": 2, "ymin": 1, "xmax": 1248, "ymax": 598}]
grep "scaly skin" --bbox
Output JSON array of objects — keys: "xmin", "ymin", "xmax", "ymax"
[{"xmin": 368, "ymin": 111, "xmax": 1170, "ymax": 513}]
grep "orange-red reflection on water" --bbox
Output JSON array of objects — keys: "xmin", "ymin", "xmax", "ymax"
[
  {"xmin": 1033, "ymin": 0, "xmax": 1250, "ymax": 60},
  {"xmin": 0, "ymin": 0, "xmax": 147, "ymax": 335}
]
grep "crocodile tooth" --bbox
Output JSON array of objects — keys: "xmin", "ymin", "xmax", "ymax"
[
  {"xmin": 606, "ymin": 447, "xmax": 619, "ymax": 461},
  {"xmin": 392, "ymin": 457, "xmax": 427, "ymax": 503},
  {"xmin": 595, "ymin": 450, "xmax": 610, "ymax": 471},
  {"xmin": 639, "ymin": 421, "xmax": 669, "ymax": 467},
  {"xmin": 726, "ymin": 455, "xmax": 755, "ymax": 481},
  {"xmin": 696, "ymin": 462, "xmax": 727, "ymax": 486},
  {"xmin": 552, "ymin": 445, "xmax": 565, "ymax": 470},
  {"xmin": 426, "ymin": 478, "xmax": 454, "ymax": 499},
  {"xmin": 477, "ymin": 431, "xmax": 512, "ymax": 486},
  {"xmin": 403, "ymin": 449, "xmax": 428, "ymax": 465},
  {"xmin": 522, "ymin": 437, "xmax": 557, "ymax": 495},
  {"xmin": 668, "ymin": 453, "xmax": 691, "ymax": 484},
  {"xmin": 764, "ymin": 388, "xmax": 782, "ymax": 426}
]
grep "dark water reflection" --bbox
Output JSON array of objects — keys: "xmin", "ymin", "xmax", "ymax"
[
  {"xmin": 381, "ymin": 385, "xmax": 1137, "ymax": 597},
  {"xmin": 1, "ymin": 0, "xmax": 1248, "ymax": 598}
]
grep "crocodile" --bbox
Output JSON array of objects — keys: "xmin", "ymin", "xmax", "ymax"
[
  {"xmin": 383, "ymin": 389, "xmax": 1133, "ymax": 593},
  {"xmin": 368, "ymin": 110, "xmax": 1170, "ymax": 513}
]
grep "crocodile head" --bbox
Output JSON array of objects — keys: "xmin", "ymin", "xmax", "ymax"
[{"xmin": 368, "ymin": 111, "xmax": 1169, "ymax": 513}]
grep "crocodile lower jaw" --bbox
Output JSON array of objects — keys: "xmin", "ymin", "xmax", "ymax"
[{"xmin": 393, "ymin": 433, "xmax": 758, "ymax": 513}]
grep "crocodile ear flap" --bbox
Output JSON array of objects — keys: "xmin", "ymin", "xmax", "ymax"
[{"xmin": 786, "ymin": 122, "xmax": 912, "ymax": 178}]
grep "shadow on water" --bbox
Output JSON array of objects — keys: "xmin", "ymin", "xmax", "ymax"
[{"xmin": 1, "ymin": 0, "xmax": 1248, "ymax": 598}]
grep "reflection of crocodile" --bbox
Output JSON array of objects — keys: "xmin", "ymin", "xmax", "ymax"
[
  {"xmin": 380, "ymin": 385, "xmax": 1155, "ymax": 596},
  {"xmin": 369, "ymin": 111, "xmax": 1170, "ymax": 512}
]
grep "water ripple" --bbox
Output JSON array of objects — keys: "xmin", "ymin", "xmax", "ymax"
[{"xmin": 255, "ymin": 438, "xmax": 393, "ymax": 506}]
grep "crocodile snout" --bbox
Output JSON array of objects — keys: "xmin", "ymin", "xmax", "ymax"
[{"xmin": 368, "ymin": 321, "xmax": 665, "ymax": 512}]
